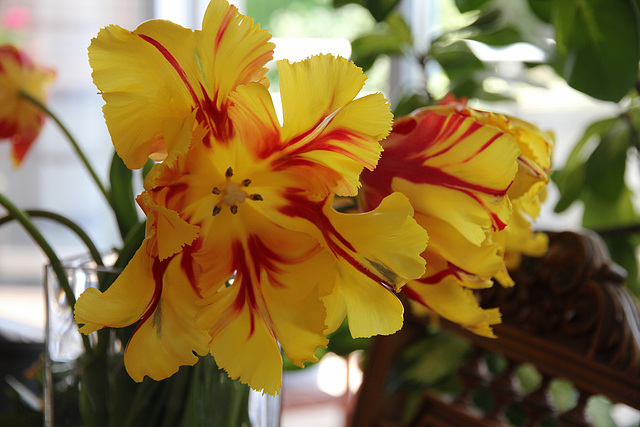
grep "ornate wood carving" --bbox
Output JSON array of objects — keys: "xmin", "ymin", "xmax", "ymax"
[
  {"xmin": 350, "ymin": 231, "xmax": 640, "ymax": 427},
  {"xmin": 484, "ymin": 231, "xmax": 640, "ymax": 377},
  {"xmin": 473, "ymin": 231, "xmax": 640, "ymax": 408}
]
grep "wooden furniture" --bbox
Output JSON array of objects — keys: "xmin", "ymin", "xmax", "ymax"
[{"xmin": 350, "ymin": 231, "xmax": 640, "ymax": 426}]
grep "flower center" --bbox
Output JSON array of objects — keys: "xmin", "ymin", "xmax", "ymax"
[
  {"xmin": 221, "ymin": 182, "xmax": 247, "ymax": 207},
  {"xmin": 212, "ymin": 167, "xmax": 263, "ymax": 216}
]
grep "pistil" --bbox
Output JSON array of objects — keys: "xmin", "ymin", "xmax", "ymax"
[{"xmin": 212, "ymin": 168, "xmax": 263, "ymax": 216}]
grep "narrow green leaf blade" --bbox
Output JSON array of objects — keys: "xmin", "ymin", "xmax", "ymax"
[
  {"xmin": 584, "ymin": 118, "xmax": 631, "ymax": 202},
  {"xmin": 109, "ymin": 152, "xmax": 139, "ymax": 239},
  {"xmin": 553, "ymin": 117, "xmax": 617, "ymax": 213}
]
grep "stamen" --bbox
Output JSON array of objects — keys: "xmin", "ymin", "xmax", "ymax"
[{"xmin": 212, "ymin": 169, "xmax": 261, "ymax": 217}]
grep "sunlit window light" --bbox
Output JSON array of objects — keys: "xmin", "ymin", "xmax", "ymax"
[
  {"xmin": 348, "ymin": 351, "xmax": 363, "ymax": 392},
  {"xmin": 316, "ymin": 351, "xmax": 363, "ymax": 398},
  {"xmin": 272, "ymin": 38, "xmax": 351, "ymax": 63},
  {"xmin": 316, "ymin": 353, "xmax": 348, "ymax": 397}
]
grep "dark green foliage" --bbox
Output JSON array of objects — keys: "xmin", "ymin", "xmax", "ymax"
[
  {"xmin": 349, "ymin": 12, "xmax": 413, "ymax": 71},
  {"xmin": 109, "ymin": 152, "xmax": 139, "ymax": 239},
  {"xmin": 455, "ymin": 0, "xmax": 493, "ymax": 13},
  {"xmin": 552, "ymin": 0, "xmax": 640, "ymax": 102},
  {"xmin": 332, "ymin": 0, "xmax": 402, "ymax": 21}
]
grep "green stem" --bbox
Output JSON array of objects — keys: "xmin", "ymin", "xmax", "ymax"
[
  {"xmin": 0, "ymin": 209, "xmax": 104, "ymax": 267},
  {"xmin": 19, "ymin": 90, "xmax": 111, "ymax": 204},
  {"xmin": 0, "ymin": 193, "xmax": 91, "ymax": 350}
]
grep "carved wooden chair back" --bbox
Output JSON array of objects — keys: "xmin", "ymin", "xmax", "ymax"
[{"xmin": 349, "ymin": 231, "xmax": 640, "ymax": 427}]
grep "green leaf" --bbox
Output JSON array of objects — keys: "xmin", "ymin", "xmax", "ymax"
[
  {"xmin": 142, "ymin": 158, "xmax": 155, "ymax": 181},
  {"xmin": 468, "ymin": 7, "xmax": 504, "ymax": 31},
  {"xmin": 392, "ymin": 91, "xmax": 432, "ymax": 117},
  {"xmin": 515, "ymin": 364, "xmax": 542, "ymax": 393},
  {"xmin": 582, "ymin": 186, "xmax": 638, "ymax": 229},
  {"xmin": 586, "ymin": 396, "xmax": 616, "ymax": 427},
  {"xmin": 109, "ymin": 152, "xmax": 139, "ymax": 239},
  {"xmin": 326, "ymin": 318, "xmax": 370, "ymax": 356},
  {"xmin": 603, "ymin": 235, "xmax": 638, "ymax": 295},
  {"xmin": 114, "ymin": 221, "xmax": 145, "ymax": 272},
  {"xmin": 584, "ymin": 118, "xmax": 631, "ymax": 202},
  {"xmin": 554, "ymin": 117, "xmax": 617, "ymax": 213},
  {"xmin": 431, "ymin": 39, "xmax": 486, "ymax": 82},
  {"xmin": 549, "ymin": 379, "xmax": 577, "ymax": 412},
  {"xmin": 469, "ymin": 26, "xmax": 526, "ymax": 46},
  {"xmin": 552, "ymin": 164, "xmax": 586, "ymax": 213},
  {"xmin": 332, "ymin": 0, "xmax": 401, "ymax": 22},
  {"xmin": 444, "ymin": 75, "xmax": 512, "ymax": 102},
  {"xmin": 399, "ymin": 332, "xmax": 470, "ymax": 386},
  {"xmin": 180, "ymin": 357, "xmax": 251, "ymax": 427},
  {"xmin": 349, "ymin": 12, "xmax": 413, "ymax": 70},
  {"xmin": 455, "ymin": 0, "xmax": 493, "ymax": 13},
  {"xmin": 552, "ymin": 0, "xmax": 640, "ymax": 102},
  {"xmin": 527, "ymin": 0, "xmax": 553, "ymax": 23}
]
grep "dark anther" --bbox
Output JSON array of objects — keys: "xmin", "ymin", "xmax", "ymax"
[
  {"xmin": 248, "ymin": 194, "xmax": 263, "ymax": 201},
  {"xmin": 230, "ymin": 205, "xmax": 238, "ymax": 214},
  {"xmin": 212, "ymin": 187, "xmax": 221, "ymax": 195},
  {"xmin": 212, "ymin": 204, "xmax": 222, "ymax": 216},
  {"xmin": 225, "ymin": 167, "xmax": 234, "ymax": 178},
  {"xmin": 241, "ymin": 179, "xmax": 252, "ymax": 187}
]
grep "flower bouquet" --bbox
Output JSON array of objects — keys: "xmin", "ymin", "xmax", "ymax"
[{"xmin": 0, "ymin": 0, "xmax": 552, "ymax": 426}]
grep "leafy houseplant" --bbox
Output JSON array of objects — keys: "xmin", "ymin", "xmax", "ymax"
[
  {"xmin": 333, "ymin": 0, "xmax": 640, "ymax": 296},
  {"xmin": 329, "ymin": 0, "xmax": 639, "ymax": 422},
  {"xmin": 0, "ymin": 0, "xmax": 553, "ymax": 425}
]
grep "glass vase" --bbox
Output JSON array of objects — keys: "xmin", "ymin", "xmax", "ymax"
[{"xmin": 43, "ymin": 258, "xmax": 281, "ymax": 427}]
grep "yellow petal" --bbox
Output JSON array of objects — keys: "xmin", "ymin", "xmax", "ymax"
[
  {"xmin": 89, "ymin": 23, "xmax": 196, "ymax": 168},
  {"xmin": 415, "ymin": 213, "xmax": 504, "ymax": 281},
  {"xmin": 331, "ymin": 265, "xmax": 406, "ymax": 338},
  {"xmin": 197, "ymin": 219, "xmax": 334, "ymax": 394},
  {"xmin": 277, "ymin": 55, "xmax": 392, "ymax": 196},
  {"xmin": 228, "ymin": 82, "xmax": 281, "ymax": 155},
  {"xmin": 89, "ymin": 0, "xmax": 274, "ymax": 168},
  {"xmin": 203, "ymin": 289, "xmax": 284, "ymax": 395},
  {"xmin": 498, "ymin": 207, "xmax": 549, "ymax": 271},
  {"xmin": 198, "ymin": 0, "xmax": 274, "ymax": 110},
  {"xmin": 279, "ymin": 54, "xmax": 365, "ymax": 140},
  {"xmin": 405, "ymin": 275, "xmax": 501, "ymax": 338},
  {"xmin": 360, "ymin": 108, "xmax": 520, "ymax": 246},
  {"xmin": 270, "ymin": 191, "xmax": 427, "ymax": 337},
  {"xmin": 263, "ymin": 247, "xmax": 334, "ymax": 368},
  {"xmin": 74, "ymin": 242, "xmax": 155, "ymax": 333},
  {"xmin": 328, "ymin": 192, "xmax": 428, "ymax": 291},
  {"xmin": 396, "ymin": 178, "xmax": 513, "ymax": 246},
  {"xmin": 467, "ymin": 108, "xmax": 553, "ymax": 172},
  {"xmin": 124, "ymin": 253, "xmax": 210, "ymax": 382},
  {"xmin": 509, "ymin": 158, "xmax": 548, "ymax": 216},
  {"xmin": 142, "ymin": 194, "xmax": 200, "ymax": 260},
  {"xmin": 464, "ymin": 107, "xmax": 553, "ymax": 221}
]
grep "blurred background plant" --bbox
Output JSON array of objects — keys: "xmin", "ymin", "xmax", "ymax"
[
  {"xmin": 2, "ymin": 0, "xmax": 639, "ymax": 425},
  {"xmin": 327, "ymin": 0, "xmax": 640, "ymax": 297},
  {"xmin": 323, "ymin": 0, "xmax": 640, "ymax": 424},
  {"xmin": 246, "ymin": 0, "xmax": 640, "ymax": 297}
]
